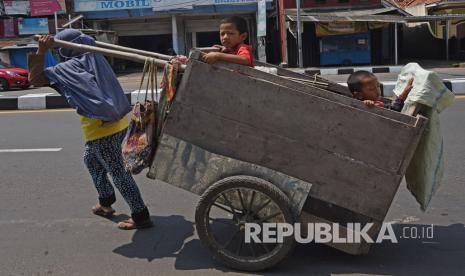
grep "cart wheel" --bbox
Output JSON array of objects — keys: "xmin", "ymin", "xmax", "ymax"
[{"xmin": 195, "ymin": 175, "xmax": 295, "ymax": 271}]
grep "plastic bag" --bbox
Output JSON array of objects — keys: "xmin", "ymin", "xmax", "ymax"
[{"xmin": 122, "ymin": 59, "xmax": 158, "ymax": 174}]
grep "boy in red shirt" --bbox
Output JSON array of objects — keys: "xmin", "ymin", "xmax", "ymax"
[{"xmin": 202, "ymin": 16, "xmax": 255, "ymax": 67}]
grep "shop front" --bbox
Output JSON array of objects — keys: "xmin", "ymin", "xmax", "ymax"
[
  {"xmin": 284, "ymin": 9, "xmax": 405, "ymax": 67},
  {"xmin": 73, "ymin": 0, "xmax": 271, "ymax": 70}
]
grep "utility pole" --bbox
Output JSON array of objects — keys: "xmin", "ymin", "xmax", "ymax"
[{"xmin": 296, "ymin": 0, "xmax": 303, "ymax": 68}]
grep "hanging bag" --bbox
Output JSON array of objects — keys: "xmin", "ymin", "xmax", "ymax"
[{"xmin": 122, "ymin": 59, "xmax": 158, "ymax": 174}]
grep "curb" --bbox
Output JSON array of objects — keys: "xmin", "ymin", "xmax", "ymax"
[
  {"xmin": 0, "ymin": 90, "xmax": 161, "ymax": 111},
  {"xmin": 1, "ymin": 83, "xmax": 464, "ymax": 111},
  {"xmin": 306, "ymin": 66, "xmax": 403, "ymax": 76}
]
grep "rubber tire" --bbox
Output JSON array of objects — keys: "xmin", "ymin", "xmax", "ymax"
[
  {"xmin": 21, "ymin": 85, "xmax": 30, "ymax": 90},
  {"xmin": 0, "ymin": 78, "xmax": 9, "ymax": 91},
  {"xmin": 195, "ymin": 175, "xmax": 295, "ymax": 272}
]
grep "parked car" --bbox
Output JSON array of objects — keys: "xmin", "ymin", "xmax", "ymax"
[{"xmin": 0, "ymin": 61, "xmax": 30, "ymax": 91}]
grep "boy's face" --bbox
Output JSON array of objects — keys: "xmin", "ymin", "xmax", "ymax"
[
  {"xmin": 219, "ymin": 23, "xmax": 248, "ymax": 49},
  {"xmin": 356, "ymin": 76, "xmax": 381, "ymax": 101}
]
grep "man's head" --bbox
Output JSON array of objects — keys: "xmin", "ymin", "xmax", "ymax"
[
  {"xmin": 347, "ymin": 70, "xmax": 381, "ymax": 101},
  {"xmin": 219, "ymin": 16, "xmax": 248, "ymax": 49}
]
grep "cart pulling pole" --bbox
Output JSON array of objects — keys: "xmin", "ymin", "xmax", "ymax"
[
  {"xmin": 94, "ymin": 40, "xmax": 174, "ymax": 61},
  {"xmin": 33, "ymin": 35, "xmax": 181, "ymax": 69}
]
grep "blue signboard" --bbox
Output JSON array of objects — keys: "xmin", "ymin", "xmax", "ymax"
[
  {"xmin": 18, "ymin": 18, "xmax": 50, "ymax": 35},
  {"xmin": 74, "ymin": 0, "xmax": 271, "ymax": 12},
  {"xmin": 320, "ymin": 32, "xmax": 371, "ymax": 66},
  {"xmin": 74, "ymin": 0, "xmax": 152, "ymax": 12}
]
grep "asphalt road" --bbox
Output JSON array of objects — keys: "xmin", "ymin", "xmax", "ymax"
[{"xmin": 0, "ymin": 100, "xmax": 464, "ymax": 275}]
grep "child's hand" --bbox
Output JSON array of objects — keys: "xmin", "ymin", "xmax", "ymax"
[
  {"xmin": 213, "ymin": 45, "xmax": 226, "ymax": 52},
  {"xmin": 202, "ymin": 52, "xmax": 221, "ymax": 64},
  {"xmin": 363, "ymin": 100, "xmax": 376, "ymax": 107},
  {"xmin": 399, "ymin": 77, "xmax": 414, "ymax": 100},
  {"xmin": 37, "ymin": 35, "xmax": 54, "ymax": 55},
  {"xmin": 213, "ymin": 45, "xmax": 232, "ymax": 53},
  {"xmin": 405, "ymin": 78, "xmax": 414, "ymax": 94}
]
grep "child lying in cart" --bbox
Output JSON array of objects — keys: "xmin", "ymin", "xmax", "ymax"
[
  {"xmin": 347, "ymin": 70, "xmax": 413, "ymax": 111},
  {"xmin": 202, "ymin": 16, "xmax": 255, "ymax": 67}
]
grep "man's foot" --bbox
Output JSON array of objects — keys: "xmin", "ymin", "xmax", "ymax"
[
  {"xmin": 117, "ymin": 218, "xmax": 153, "ymax": 230},
  {"xmin": 92, "ymin": 204, "xmax": 115, "ymax": 217}
]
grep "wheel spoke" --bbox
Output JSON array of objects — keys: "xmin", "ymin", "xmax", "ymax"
[
  {"xmin": 256, "ymin": 211, "xmax": 282, "ymax": 223},
  {"xmin": 221, "ymin": 193, "xmax": 238, "ymax": 215},
  {"xmin": 212, "ymin": 203, "xmax": 235, "ymax": 215},
  {"xmin": 209, "ymin": 217, "xmax": 236, "ymax": 226},
  {"xmin": 246, "ymin": 190, "xmax": 256, "ymax": 217},
  {"xmin": 250, "ymin": 198, "xmax": 272, "ymax": 217},
  {"xmin": 236, "ymin": 232, "xmax": 244, "ymax": 255},
  {"xmin": 248, "ymin": 240, "xmax": 257, "ymax": 257},
  {"xmin": 261, "ymin": 242, "xmax": 271, "ymax": 253},
  {"xmin": 236, "ymin": 189, "xmax": 246, "ymax": 212},
  {"xmin": 223, "ymin": 229, "xmax": 240, "ymax": 250}
]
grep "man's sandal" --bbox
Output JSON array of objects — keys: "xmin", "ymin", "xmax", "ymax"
[
  {"xmin": 117, "ymin": 218, "xmax": 153, "ymax": 230},
  {"xmin": 92, "ymin": 205, "xmax": 115, "ymax": 217}
]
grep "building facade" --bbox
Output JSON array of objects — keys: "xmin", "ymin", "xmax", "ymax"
[
  {"xmin": 72, "ymin": 0, "xmax": 272, "ymax": 70},
  {"xmin": 399, "ymin": 0, "xmax": 465, "ymax": 60},
  {"xmin": 274, "ymin": 0, "xmax": 408, "ymax": 67},
  {"xmin": 0, "ymin": 0, "xmax": 68, "ymax": 68}
]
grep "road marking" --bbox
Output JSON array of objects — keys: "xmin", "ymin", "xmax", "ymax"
[
  {"xmin": 0, "ymin": 148, "xmax": 63, "ymax": 153},
  {"xmin": 0, "ymin": 109, "xmax": 74, "ymax": 114},
  {"xmin": 22, "ymin": 93, "xmax": 54, "ymax": 97},
  {"xmin": 455, "ymin": 95, "xmax": 465, "ymax": 99}
]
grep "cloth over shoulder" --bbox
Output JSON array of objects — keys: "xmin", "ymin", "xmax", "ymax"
[
  {"xmin": 393, "ymin": 62, "xmax": 455, "ymax": 211},
  {"xmin": 44, "ymin": 29, "xmax": 131, "ymax": 122}
]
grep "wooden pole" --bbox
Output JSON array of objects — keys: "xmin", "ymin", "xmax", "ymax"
[
  {"xmin": 394, "ymin": 23, "xmax": 398, "ymax": 65},
  {"xmin": 62, "ymin": 15, "xmax": 84, "ymax": 28},
  {"xmin": 446, "ymin": 20, "xmax": 450, "ymax": 61},
  {"xmin": 296, "ymin": 0, "xmax": 303, "ymax": 68},
  {"xmin": 95, "ymin": 40, "xmax": 173, "ymax": 60},
  {"xmin": 33, "ymin": 35, "xmax": 174, "ymax": 68}
]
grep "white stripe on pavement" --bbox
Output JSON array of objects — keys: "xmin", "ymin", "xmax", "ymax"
[
  {"xmin": 389, "ymin": 66, "xmax": 402, "ymax": 74},
  {"xmin": 131, "ymin": 90, "xmax": 161, "ymax": 105},
  {"xmin": 445, "ymin": 78, "xmax": 465, "ymax": 94},
  {"xmin": 17, "ymin": 93, "xmax": 53, "ymax": 110},
  {"xmin": 320, "ymin": 68, "xmax": 339, "ymax": 75},
  {"xmin": 0, "ymin": 148, "xmax": 63, "ymax": 153}
]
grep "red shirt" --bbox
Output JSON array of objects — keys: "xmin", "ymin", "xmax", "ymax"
[{"xmin": 234, "ymin": 44, "xmax": 255, "ymax": 67}]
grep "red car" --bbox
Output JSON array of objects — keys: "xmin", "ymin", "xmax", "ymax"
[{"xmin": 0, "ymin": 61, "xmax": 30, "ymax": 91}]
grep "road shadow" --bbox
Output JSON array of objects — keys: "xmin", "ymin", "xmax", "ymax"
[
  {"xmin": 111, "ymin": 215, "xmax": 234, "ymax": 272},
  {"xmin": 113, "ymin": 215, "xmax": 193, "ymax": 262},
  {"xmin": 113, "ymin": 220, "xmax": 465, "ymax": 275}
]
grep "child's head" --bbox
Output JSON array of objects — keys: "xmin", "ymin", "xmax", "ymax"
[
  {"xmin": 347, "ymin": 70, "xmax": 381, "ymax": 101},
  {"xmin": 219, "ymin": 16, "xmax": 248, "ymax": 49}
]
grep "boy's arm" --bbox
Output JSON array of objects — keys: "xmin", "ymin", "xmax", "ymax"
[
  {"xmin": 202, "ymin": 52, "xmax": 250, "ymax": 66},
  {"xmin": 28, "ymin": 35, "xmax": 54, "ymax": 87},
  {"xmin": 398, "ymin": 78, "xmax": 414, "ymax": 101},
  {"xmin": 389, "ymin": 78, "xmax": 414, "ymax": 112}
]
